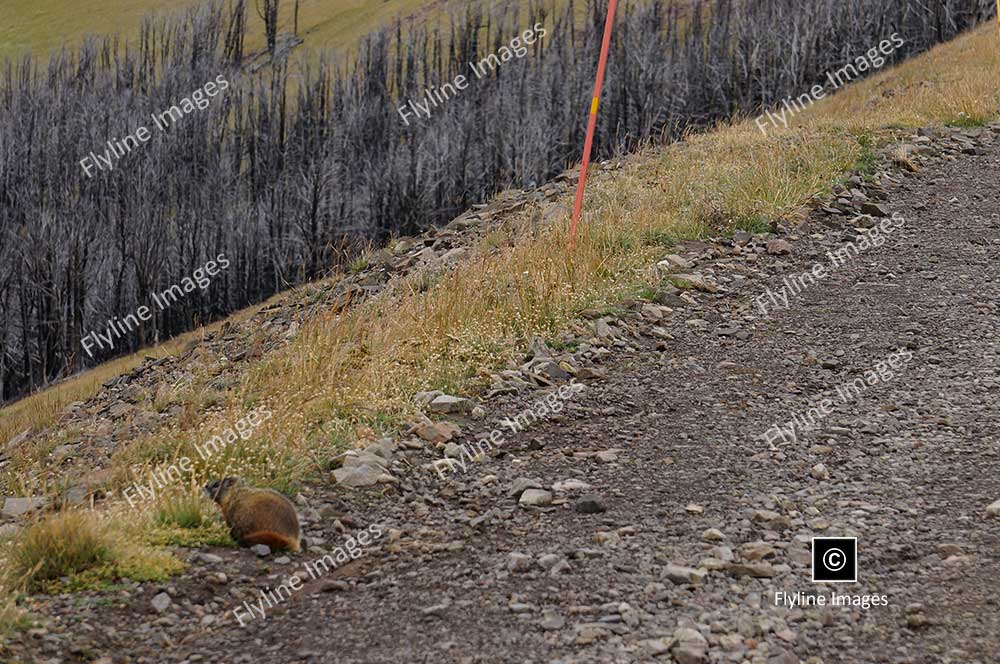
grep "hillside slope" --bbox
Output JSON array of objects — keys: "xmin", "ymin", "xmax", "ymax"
[{"xmin": 0, "ymin": 0, "xmax": 457, "ymax": 61}]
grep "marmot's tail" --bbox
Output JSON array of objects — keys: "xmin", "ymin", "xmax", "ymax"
[{"xmin": 243, "ymin": 530, "xmax": 301, "ymax": 552}]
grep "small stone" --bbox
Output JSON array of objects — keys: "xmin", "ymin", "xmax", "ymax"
[
  {"xmin": 906, "ymin": 613, "xmax": 929, "ymax": 629},
  {"xmin": 414, "ymin": 420, "xmax": 460, "ymax": 444},
  {"xmin": 519, "ymin": 489, "xmax": 553, "ymax": 507},
  {"xmin": 661, "ymin": 254, "xmax": 693, "ymax": 270},
  {"xmin": 810, "ymin": 463, "xmax": 830, "ymax": 480},
  {"xmin": 251, "ymin": 544, "xmax": 271, "ymax": 557},
  {"xmin": 333, "ymin": 464, "xmax": 396, "ymax": 487},
  {"xmin": 537, "ymin": 554, "xmax": 562, "ymax": 570},
  {"xmin": 595, "ymin": 450, "xmax": 619, "ymax": 463},
  {"xmin": 508, "ymin": 477, "xmax": 543, "ymax": 499},
  {"xmin": 274, "ymin": 556, "xmax": 291, "ymax": 565},
  {"xmin": 860, "ymin": 202, "xmax": 890, "ymax": 217},
  {"xmin": 574, "ymin": 494, "xmax": 607, "ymax": 514},
  {"xmin": 151, "ymin": 592, "xmax": 172, "ymax": 613},
  {"xmin": 685, "ymin": 503, "xmax": 704, "ymax": 514},
  {"xmin": 2, "ymin": 496, "xmax": 49, "ymax": 519},
  {"xmin": 672, "ymin": 627, "xmax": 708, "ymax": 664},
  {"xmin": 667, "ymin": 273, "xmax": 719, "ymax": 293},
  {"xmin": 508, "ymin": 552, "xmax": 534, "ymax": 573},
  {"xmin": 986, "ymin": 499, "xmax": 1000, "ymax": 517},
  {"xmin": 724, "ymin": 562, "xmax": 776, "ymax": 578},
  {"xmin": 767, "ymin": 239, "xmax": 793, "ymax": 255},
  {"xmin": 428, "ymin": 395, "xmax": 473, "ymax": 414},
  {"xmin": 198, "ymin": 553, "xmax": 223, "ymax": 565},
  {"xmin": 662, "ymin": 564, "xmax": 707, "ymax": 585},
  {"xmin": 552, "ymin": 479, "xmax": 592, "ymax": 492},
  {"xmin": 540, "ymin": 612, "xmax": 566, "ymax": 631},
  {"xmin": 702, "ymin": 528, "xmax": 725, "ymax": 542}
]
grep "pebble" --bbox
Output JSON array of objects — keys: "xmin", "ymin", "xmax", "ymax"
[
  {"xmin": 507, "ymin": 553, "xmax": 534, "ymax": 573},
  {"xmin": 151, "ymin": 593, "xmax": 172, "ymax": 613},
  {"xmin": 573, "ymin": 494, "xmax": 607, "ymax": 514},
  {"xmin": 519, "ymin": 489, "xmax": 553, "ymax": 507}
]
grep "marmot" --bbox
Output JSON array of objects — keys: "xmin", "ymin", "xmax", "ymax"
[{"xmin": 205, "ymin": 477, "xmax": 301, "ymax": 552}]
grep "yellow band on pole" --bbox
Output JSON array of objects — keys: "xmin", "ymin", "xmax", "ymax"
[{"xmin": 591, "ymin": 97, "xmax": 600, "ymax": 115}]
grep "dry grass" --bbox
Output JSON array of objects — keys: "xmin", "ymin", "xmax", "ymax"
[
  {"xmin": 0, "ymin": 22, "xmax": 996, "ymax": 602},
  {"xmin": 0, "ymin": 0, "xmax": 472, "ymax": 63},
  {"xmin": 5, "ymin": 511, "xmax": 114, "ymax": 591},
  {"xmin": 0, "ymin": 292, "xmax": 269, "ymax": 448},
  {"xmin": 0, "ymin": 507, "xmax": 185, "ymax": 599}
]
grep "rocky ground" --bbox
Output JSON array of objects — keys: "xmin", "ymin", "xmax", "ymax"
[{"xmin": 3, "ymin": 123, "xmax": 1000, "ymax": 664}]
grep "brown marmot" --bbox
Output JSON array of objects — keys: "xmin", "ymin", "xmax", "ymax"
[{"xmin": 205, "ymin": 477, "xmax": 301, "ymax": 552}]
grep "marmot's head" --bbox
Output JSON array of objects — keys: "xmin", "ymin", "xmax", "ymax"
[{"xmin": 204, "ymin": 477, "xmax": 243, "ymax": 504}]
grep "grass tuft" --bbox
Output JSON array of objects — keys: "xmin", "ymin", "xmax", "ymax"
[{"xmin": 6, "ymin": 511, "xmax": 114, "ymax": 591}]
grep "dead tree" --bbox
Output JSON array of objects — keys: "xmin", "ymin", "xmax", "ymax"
[{"xmin": 256, "ymin": 0, "xmax": 279, "ymax": 56}]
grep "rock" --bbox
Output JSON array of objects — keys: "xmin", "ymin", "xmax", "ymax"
[
  {"xmin": 595, "ymin": 450, "xmax": 620, "ymax": 463},
  {"xmin": 724, "ymin": 562, "xmax": 776, "ymax": 578},
  {"xmin": 413, "ymin": 390, "xmax": 444, "ymax": 407},
  {"xmin": 661, "ymin": 254, "xmax": 694, "ymax": 270},
  {"xmin": 508, "ymin": 552, "xmax": 534, "ymax": 573},
  {"xmin": 685, "ymin": 503, "xmax": 705, "ymax": 514},
  {"xmin": 810, "ymin": 463, "xmax": 830, "ymax": 480},
  {"xmin": 594, "ymin": 319, "xmax": 615, "ymax": 340},
  {"xmin": 526, "ymin": 336, "xmax": 553, "ymax": 360},
  {"xmin": 151, "ymin": 592, "xmax": 172, "ymax": 613},
  {"xmin": 552, "ymin": 479, "xmax": 592, "ymax": 492},
  {"xmin": 860, "ymin": 202, "xmax": 890, "ymax": 217},
  {"xmin": 986, "ymin": 499, "xmax": 1000, "ymax": 517},
  {"xmin": 519, "ymin": 489, "xmax": 553, "ymax": 507},
  {"xmin": 672, "ymin": 627, "xmax": 708, "ymax": 664},
  {"xmin": 0, "ymin": 524, "xmax": 18, "ymax": 540},
  {"xmin": 414, "ymin": 420, "xmax": 460, "ymax": 444},
  {"xmin": 638, "ymin": 638, "xmax": 672, "ymax": 655},
  {"xmin": 2, "ymin": 496, "xmax": 49, "ymax": 519},
  {"xmin": 333, "ymin": 464, "xmax": 396, "ymax": 488},
  {"xmin": 702, "ymin": 528, "xmax": 725, "ymax": 542},
  {"xmin": 742, "ymin": 542, "xmax": 777, "ymax": 561},
  {"xmin": 574, "ymin": 494, "xmax": 607, "ymax": 514},
  {"xmin": 508, "ymin": 477, "xmax": 543, "ymax": 499},
  {"xmin": 421, "ymin": 601, "xmax": 451, "ymax": 617},
  {"xmin": 540, "ymin": 612, "xmax": 566, "ymax": 631},
  {"xmin": 640, "ymin": 303, "xmax": 665, "ymax": 320},
  {"xmin": 251, "ymin": 544, "xmax": 271, "ymax": 557},
  {"xmin": 198, "ymin": 553, "xmax": 224, "ymax": 564},
  {"xmin": 428, "ymin": 395, "xmax": 473, "ymax": 414},
  {"xmin": 662, "ymin": 564, "xmax": 707, "ymax": 585},
  {"xmin": 766, "ymin": 239, "xmax": 792, "ymax": 255},
  {"xmin": 274, "ymin": 556, "xmax": 291, "ymax": 565},
  {"xmin": 667, "ymin": 273, "xmax": 719, "ymax": 293},
  {"xmin": 537, "ymin": 553, "xmax": 562, "ymax": 570},
  {"xmin": 4, "ymin": 428, "xmax": 32, "ymax": 452}
]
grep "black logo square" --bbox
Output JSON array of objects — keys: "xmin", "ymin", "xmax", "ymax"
[{"xmin": 811, "ymin": 537, "xmax": 857, "ymax": 583}]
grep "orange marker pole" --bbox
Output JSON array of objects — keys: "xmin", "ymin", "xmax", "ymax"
[{"xmin": 568, "ymin": 0, "xmax": 619, "ymax": 250}]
